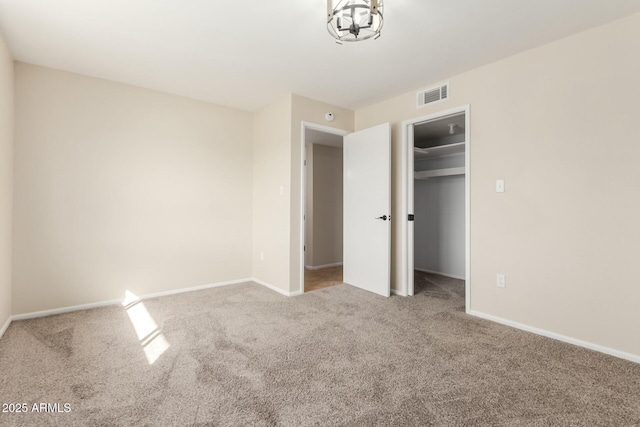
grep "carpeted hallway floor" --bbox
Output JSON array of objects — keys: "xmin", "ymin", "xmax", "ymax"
[{"xmin": 1, "ymin": 272, "xmax": 639, "ymax": 426}]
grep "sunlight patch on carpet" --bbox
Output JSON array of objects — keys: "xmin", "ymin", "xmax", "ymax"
[{"xmin": 122, "ymin": 290, "xmax": 170, "ymax": 364}]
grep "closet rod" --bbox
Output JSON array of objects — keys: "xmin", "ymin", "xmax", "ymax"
[{"xmin": 414, "ymin": 167, "xmax": 465, "ymax": 180}]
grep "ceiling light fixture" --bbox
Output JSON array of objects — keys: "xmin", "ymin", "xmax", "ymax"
[{"xmin": 327, "ymin": 0, "xmax": 384, "ymax": 44}]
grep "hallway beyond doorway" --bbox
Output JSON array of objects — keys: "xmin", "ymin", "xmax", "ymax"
[{"xmin": 304, "ymin": 266, "xmax": 343, "ymax": 292}]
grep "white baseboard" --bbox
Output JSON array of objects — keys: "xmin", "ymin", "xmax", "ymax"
[
  {"xmin": 467, "ymin": 309, "xmax": 640, "ymax": 365},
  {"xmin": 137, "ymin": 278, "xmax": 252, "ymax": 301},
  {"xmin": 305, "ymin": 262, "xmax": 343, "ymax": 271},
  {"xmin": 11, "ymin": 278, "xmax": 253, "ymax": 321},
  {"xmin": 8, "ymin": 277, "xmax": 306, "ymax": 325},
  {"xmin": 0, "ymin": 316, "xmax": 11, "ymax": 339},
  {"xmin": 251, "ymin": 278, "xmax": 302, "ymax": 297},
  {"xmin": 12, "ymin": 298, "xmax": 123, "ymax": 321},
  {"xmin": 415, "ymin": 268, "xmax": 465, "ymax": 281}
]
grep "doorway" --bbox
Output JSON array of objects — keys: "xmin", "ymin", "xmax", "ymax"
[
  {"xmin": 302, "ymin": 125, "xmax": 347, "ymax": 293},
  {"xmin": 300, "ymin": 121, "xmax": 392, "ymax": 296},
  {"xmin": 402, "ymin": 106, "xmax": 470, "ymax": 309}
]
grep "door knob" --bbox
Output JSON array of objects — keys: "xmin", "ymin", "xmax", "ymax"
[{"xmin": 376, "ymin": 215, "xmax": 388, "ymax": 221}]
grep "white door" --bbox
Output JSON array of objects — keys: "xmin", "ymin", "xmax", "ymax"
[{"xmin": 343, "ymin": 123, "xmax": 391, "ymax": 297}]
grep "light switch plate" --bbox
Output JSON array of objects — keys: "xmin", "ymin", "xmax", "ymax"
[
  {"xmin": 496, "ymin": 179, "xmax": 505, "ymax": 193},
  {"xmin": 497, "ymin": 274, "xmax": 506, "ymax": 288}
]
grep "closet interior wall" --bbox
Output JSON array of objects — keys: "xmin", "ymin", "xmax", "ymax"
[{"xmin": 414, "ymin": 115, "xmax": 466, "ymax": 279}]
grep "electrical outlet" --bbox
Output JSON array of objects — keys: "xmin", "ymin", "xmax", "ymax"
[
  {"xmin": 496, "ymin": 179, "xmax": 505, "ymax": 193},
  {"xmin": 497, "ymin": 274, "xmax": 506, "ymax": 288},
  {"xmin": 260, "ymin": 251, "xmax": 264, "ymax": 261}
]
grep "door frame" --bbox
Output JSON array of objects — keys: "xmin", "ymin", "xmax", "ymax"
[
  {"xmin": 299, "ymin": 121, "xmax": 350, "ymax": 294},
  {"xmin": 400, "ymin": 105, "xmax": 471, "ymax": 311}
]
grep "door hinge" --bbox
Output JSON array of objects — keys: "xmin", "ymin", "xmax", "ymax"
[
  {"xmin": 304, "ymin": 160, "xmax": 307, "ymax": 166},
  {"xmin": 408, "ymin": 214, "xmax": 415, "ymax": 221}
]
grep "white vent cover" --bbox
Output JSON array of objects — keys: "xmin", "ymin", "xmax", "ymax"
[{"xmin": 416, "ymin": 83, "xmax": 449, "ymax": 108}]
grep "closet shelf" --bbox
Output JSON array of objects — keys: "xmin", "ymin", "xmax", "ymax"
[
  {"xmin": 414, "ymin": 142, "xmax": 465, "ymax": 159},
  {"xmin": 414, "ymin": 167, "xmax": 465, "ymax": 180}
]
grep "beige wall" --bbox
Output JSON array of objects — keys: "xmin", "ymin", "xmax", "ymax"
[
  {"xmin": 252, "ymin": 96, "xmax": 292, "ymax": 290},
  {"xmin": 13, "ymin": 63, "xmax": 253, "ymax": 314},
  {"xmin": 289, "ymin": 95, "xmax": 354, "ymax": 293},
  {"xmin": 310, "ymin": 144, "xmax": 343, "ymax": 267},
  {"xmin": 355, "ymin": 13, "xmax": 640, "ymax": 357},
  {"xmin": 0, "ymin": 34, "xmax": 13, "ymax": 328}
]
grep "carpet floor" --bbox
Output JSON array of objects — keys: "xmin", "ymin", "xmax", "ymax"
[{"xmin": 0, "ymin": 272, "xmax": 639, "ymax": 426}]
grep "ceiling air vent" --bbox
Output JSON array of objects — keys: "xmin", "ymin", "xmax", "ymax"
[{"xmin": 417, "ymin": 83, "xmax": 449, "ymax": 108}]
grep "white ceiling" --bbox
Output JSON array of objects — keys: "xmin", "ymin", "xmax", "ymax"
[
  {"xmin": 414, "ymin": 113, "xmax": 465, "ymax": 144},
  {"xmin": 1, "ymin": 1, "xmax": 639, "ymax": 112}
]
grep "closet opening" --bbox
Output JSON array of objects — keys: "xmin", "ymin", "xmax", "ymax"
[
  {"xmin": 301, "ymin": 125, "xmax": 347, "ymax": 293},
  {"xmin": 403, "ymin": 106, "xmax": 470, "ymax": 309}
]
